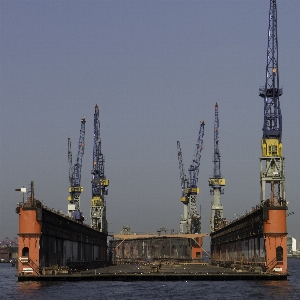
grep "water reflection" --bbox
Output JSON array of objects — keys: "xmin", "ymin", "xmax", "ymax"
[
  {"xmin": 252, "ymin": 272, "xmax": 300, "ymax": 300},
  {"xmin": 17, "ymin": 281, "xmax": 62, "ymax": 295}
]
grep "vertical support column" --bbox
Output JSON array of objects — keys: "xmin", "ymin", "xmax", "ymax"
[
  {"xmin": 17, "ymin": 207, "xmax": 41, "ymax": 275},
  {"xmin": 191, "ymin": 237, "xmax": 203, "ymax": 261},
  {"xmin": 263, "ymin": 208, "xmax": 287, "ymax": 273}
]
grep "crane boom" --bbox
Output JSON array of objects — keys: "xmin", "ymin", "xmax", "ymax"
[
  {"xmin": 259, "ymin": 0, "xmax": 282, "ymax": 143},
  {"xmin": 189, "ymin": 121, "xmax": 205, "ymax": 188},
  {"xmin": 68, "ymin": 117, "xmax": 86, "ymax": 221},
  {"xmin": 177, "ymin": 141, "xmax": 187, "ymax": 203},
  {"xmin": 68, "ymin": 138, "xmax": 72, "ymax": 185},
  {"xmin": 189, "ymin": 121, "xmax": 205, "ymax": 189},
  {"xmin": 213, "ymin": 103, "xmax": 221, "ymax": 179},
  {"xmin": 90, "ymin": 105, "xmax": 109, "ymax": 232}
]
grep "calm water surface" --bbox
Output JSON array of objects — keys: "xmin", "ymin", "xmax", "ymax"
[{"xmin": 0, "ymin": 260, "xmax": 299, "ymax": 299}]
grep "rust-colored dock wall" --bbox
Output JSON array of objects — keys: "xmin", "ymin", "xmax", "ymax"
[
  {"xmin": 16, "ymin": 204, "xmax": 107, "ymax": 275},
  {"xmin": 110, "ymin": 236, "xmax": 204, "ymax": 263},
  {"xmin": 264, "ymin": 208, "xmax": 287, "ymax": 273},
  {"xmin": 210, "ymin": 204, "xmax": 288, "ymax": 274}
]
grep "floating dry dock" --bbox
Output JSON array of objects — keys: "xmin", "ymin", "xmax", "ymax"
[{"xmin": 16, "ymin": 263, "xmax": 288, "ymax": 281}]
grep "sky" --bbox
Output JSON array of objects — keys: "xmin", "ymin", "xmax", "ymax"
[{"xmin": 1, "ymin": 0, "xmax": 300, "ymax": 249}]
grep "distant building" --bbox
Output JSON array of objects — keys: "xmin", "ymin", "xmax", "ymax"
[
  {"xmin": 287, "ymin": 235, "xmax": 297, "ymax": 255},
  {"xmin": 0, "ymin": 247, "xmax": 18, "ymax": 261}
]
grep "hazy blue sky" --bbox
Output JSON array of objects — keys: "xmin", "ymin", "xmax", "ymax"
[{"xmin": 1, "ymin": 0, "xmax": 299, "ymax": 249}]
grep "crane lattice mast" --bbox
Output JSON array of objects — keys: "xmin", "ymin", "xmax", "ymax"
[
  {"xmin": 208, "ymin": 103, "xmax": 225, "ymax": 232},
  {"xmin": 68, "ymin": 117, "xmax": 86, "ymax": 221},
  {"xmin": 259, "ymin": 0, "xmax": 285, "ymax": 207},
  {"xmin": 90, "ymin": 105, "xmax": 109, "ymax": 232}
]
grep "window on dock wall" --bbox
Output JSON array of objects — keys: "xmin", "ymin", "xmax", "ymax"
[
  {"xmin": 276, "ymin": 246, "xmax": 283, "ymax": 261},
  {"xmin": 22, "ymin": 247, "xmax": 29, "ymax": 257}
]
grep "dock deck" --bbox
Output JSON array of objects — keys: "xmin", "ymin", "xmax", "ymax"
[{"xmin": 16, "ymin": 263, "xmax": 288, "ymax": 281}]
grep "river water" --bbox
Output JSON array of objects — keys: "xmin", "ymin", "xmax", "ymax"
[{"xmin": 1, "ymin": 260, "xmax": 299, "ymax": 299}]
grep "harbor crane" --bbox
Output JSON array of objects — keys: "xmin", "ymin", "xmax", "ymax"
[
  {"xmin": 208, "ymin": 103, "xmax": 225, "ymax": 232},
  {"xmin": 68, "ymin": 117, "xmax": 86, "ymax": 221},
  {"xmin": 259, "ymin": 0, "xmax": 285, "ymax": 208},
  {"xmin": 177, "ymin": 141, "xmax": 189, "ymax": 233},
  {"xmin": 177, "ymin": 121, "xmax": 205, "ymax": 234},
  {"xmin": 90, "ymin": 105, "xmax": 109, "ymax": 233}
]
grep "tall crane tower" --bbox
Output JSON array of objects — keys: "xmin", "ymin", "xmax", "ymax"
[
  {"xmin": 90, "ymin": 105, "xmax": 109, "ymax": 232},
  {"xmin": 259, "ymin": 0, "xmax": 285, "ymax": 208},
  {"xmin": 177, "ymin": 121, "xmax": 205, "ymax": 234},
  {"xmin": 177, "ymin": 141, "xmax": 189, "ymax": 233},
  {"xmin": 208, "ymin": 103, "xmax": 225, "ymax": 232},
  {"xmin": 68, "ymin": 117, "xmax": 86, "ymax": 221}
]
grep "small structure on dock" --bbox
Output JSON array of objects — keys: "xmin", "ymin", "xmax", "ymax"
[{"xmin": 109, "ymin": 226, "xmax": 209, "ymax": 265}]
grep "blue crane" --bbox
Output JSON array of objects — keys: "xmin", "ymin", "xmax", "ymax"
[
  {"xmin": 187, "ymin": 121, "xmax": 205, "ymax": 234},
  {"xmin": 177, "ymin": 141, "xmax": 189, "ymax": 233},
  {"xmin": 90, "ymin": 105, "xmax": 109, "ymax": 232},
  {"xmin": 208, "ymin": 103, "xmax": 225, "ymax": 232},
  {"xmin": 177, "ymin": 121, "xmax": 205, "ymax": 234},
  {"xmin": 259, "ymin": 0, "xmax": 285, "ymax": 207},
  {"xmin": 177, "ymin": 141, "xmax": 188, "ymax": 204},
  {"xmin": 68, "ymin": 117, "xmax": 86, "ymax": 221}
]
